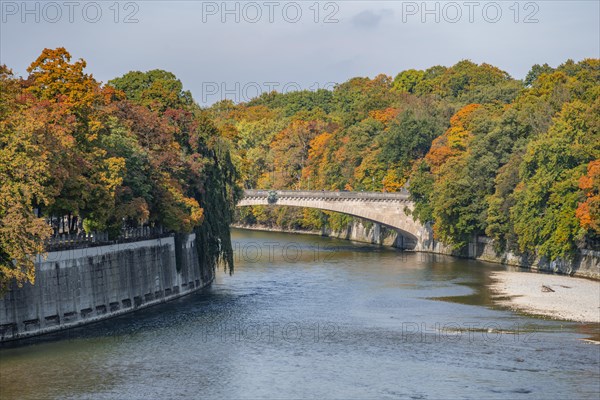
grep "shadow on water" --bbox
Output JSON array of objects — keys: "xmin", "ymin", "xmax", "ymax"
[
  {"xmin": 1, "ymin": 231, "xmax": 394, "ymax": 350},
  {"xmin": 433, "ymin": 277, "xmax": 500, "ymax": 307},
  {"xmin": 0, "ymin": 284, "xmax": 235, "ymax": 350}
]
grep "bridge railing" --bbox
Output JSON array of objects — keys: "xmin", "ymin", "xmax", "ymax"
[{"xmin": 242, "ymin": 189, "xmax": 410, "ymax": 201}]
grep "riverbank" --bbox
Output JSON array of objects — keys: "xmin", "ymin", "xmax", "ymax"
[
  {"xmin": 490, "ymin": 271, "xmax": 600, "ymax": 323},
  {"xmin": 232, "ymin": 224, "xmax": 600, "ymax": 279}
]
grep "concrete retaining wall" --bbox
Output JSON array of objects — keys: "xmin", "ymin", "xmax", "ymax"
[{"xmin": 0, "ymin": 233, "xmax": 213, "ymax": 342}]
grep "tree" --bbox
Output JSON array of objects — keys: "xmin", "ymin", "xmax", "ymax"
[
  {"xmin": 410, "ymin": 104, "xmax": 482, "ymax": 246},
  {"xmin": 1, "ymin": 48, "xmax": 243, "ymax": 290},
  {"xmin": 524, "ymin": 63, "xmax": 554, "ymax": 87},
  {"xmin": 576, "ymin": 160, "xmax": 600, "ymax": 234},
  {"xmin": 108, "ymin": 70, "xmax": 193, "ymax": 113},
  {"xmin": 26, "ymin": 47, "xmax": 100, "ymax": 110},
  {"xmin": 393, "ymin": 69, "xmax": 425, "ymax": 94},
  {"xmin": 408, "ymin": 160, "xmax": 434, "ymax": 223},
  {"xmin": 0, "ymin": 66, "xmax": 53, "ymax": 291},
  {"xmin": 268, "ymin": 119, "xmax": 333, "ymax": 189}
]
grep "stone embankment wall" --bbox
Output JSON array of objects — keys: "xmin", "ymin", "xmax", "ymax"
[
  {"xmin": 232, "ymin": 222, "xmax": 405, "ymax": 247},
  {"xmin": 0, "ymin": 233, "xmax": 213, "ymax": 342},
  {"xmin": 232, "ymin": 222, "xmax": 600, "ymax": 279},
  {"xmin": 470, "ymin": 236, "xmax": 600, "ymax": 279}
]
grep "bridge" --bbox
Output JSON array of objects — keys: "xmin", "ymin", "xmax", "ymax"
[{"xmin": 238, "ymin": 190, "xmax": 425, "ymax": 249}]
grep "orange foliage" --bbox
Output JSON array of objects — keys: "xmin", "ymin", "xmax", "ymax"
[
  {"xmin": 425, "ymin": 104, "xmax": 480, "ymax": 172},
  {"xmin": 448, "ymin": 103, "xmax": 481, "ymax": 127},
  {"xmin": 308, "ymin": 132, "xmax": 332, "ymax": 160},
  {"xmin": 304, "ymin": 132, "xmax": 332, "ymax": 182},
  {"xmin": 369, "ymin": 107, "xmax": 400, "ymax": 125},
  {"xmin": 26, "ymin": 47, "xmax": 103, "ymax": 109},
  {"xmin": 576, "ymin": 160, "xmax": 600, "ymax": 232}
]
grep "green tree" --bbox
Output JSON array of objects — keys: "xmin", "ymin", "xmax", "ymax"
[
  {"xmin": 524, "ymin": 63, "xmax": 554, "ymax": 86},
  {"xmin": 393, "ymin": 69, "xmax": 425, "ymax": 94},
  {"xmin": 108, "ymin": 70, "xmax": 193, "ymax": 112}
]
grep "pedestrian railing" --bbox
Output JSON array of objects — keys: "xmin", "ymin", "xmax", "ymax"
[{"xmin": 44, "ymin": 227, "xmax": 170, "ymax": 251}]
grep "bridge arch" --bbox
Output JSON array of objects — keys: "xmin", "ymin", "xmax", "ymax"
[{"xmin": 237, "ymin": 190, "xmax": 423, "ymax": 249}]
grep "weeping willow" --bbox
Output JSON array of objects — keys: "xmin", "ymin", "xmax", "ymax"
[{"xmin": 192, "ymin": 112, "xmax": 242, "ymax": 277}]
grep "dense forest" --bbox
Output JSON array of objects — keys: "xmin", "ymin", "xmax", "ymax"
[
  {"xmin": 0, "ymin": 48, "xmax": 239, "ymax": 291},
  {"xmin": 1, "ymin": 49, "xmax": 598, "ymax": 290},
  {"xmin": 213, "ymin": 59, "xmax": 599, "ymax": 261}
]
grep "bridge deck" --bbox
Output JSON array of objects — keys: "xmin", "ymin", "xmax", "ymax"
[{"xmin": 243, "ymin": 189, "xmax": 410, "ymax": 201}]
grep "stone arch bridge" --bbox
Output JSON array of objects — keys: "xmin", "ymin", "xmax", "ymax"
[{"xmin": 238, "ymin": 190, "xmax": 425, "ymax": 249}]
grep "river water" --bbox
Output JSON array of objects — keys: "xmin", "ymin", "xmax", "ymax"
[{"xmin": 1, "ymin": 229, "xmax": 599, "ymax": 399}]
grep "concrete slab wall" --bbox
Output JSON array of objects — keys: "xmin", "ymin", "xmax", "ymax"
[{"xmin": 0, "ymin": 233, "xmax": 213, "ymax": 342}]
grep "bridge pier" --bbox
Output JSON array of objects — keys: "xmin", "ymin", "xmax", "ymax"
[{"xmin": 373, "ymin": 223, "xmax": 381, "ymax": 245}]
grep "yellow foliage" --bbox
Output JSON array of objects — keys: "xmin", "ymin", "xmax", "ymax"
[
  {"xmin": 382, "ymin": 168, "xmax": 406, "ymax": 192},
  {"xmin": 101, "ymin": 157, "xmax": 126, "ymax": 195}
]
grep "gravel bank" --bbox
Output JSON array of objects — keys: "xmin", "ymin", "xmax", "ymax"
[{"xmin": 490, "ymin": 271, "xmax": 600, "ymax": 323}]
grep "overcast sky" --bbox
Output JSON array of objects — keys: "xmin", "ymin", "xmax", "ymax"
[{"xmin": 1, "ymin": 1, "xmax": 599, "ymax": 104}]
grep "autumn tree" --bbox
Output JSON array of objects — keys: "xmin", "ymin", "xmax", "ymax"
[
  {"xmin": 266, "ymin": 119, "xmax": 333, "ymax": 189},
  {"xmin": 0, "ymin": 66, "xmax": 53, "ymax": 290},
  {"xmin": 0, "ymin": 48, "xmax": 243, "ymax": 290},
  {"xmin": 576, "ymin": 160, "xmax": 600, "ymax": 235}
]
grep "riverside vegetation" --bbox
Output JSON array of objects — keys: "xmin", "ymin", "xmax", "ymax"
[
  {"xmin": 219, "ymin": 59, "xmax": 599, "ymax": 262},
  {"xmin": 1, "ymin": 49, "xmax": 598, "ymax": 291},
  {"xmin": 0, "ymin": 48, "xmax": 240, "ymax": 292}
]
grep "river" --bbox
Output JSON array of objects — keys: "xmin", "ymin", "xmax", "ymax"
[{"xmin": 0, "ymin": 229, "xmax": 599, "ymax": 399}]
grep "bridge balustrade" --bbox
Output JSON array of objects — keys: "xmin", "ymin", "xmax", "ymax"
[{"xmin": 243, "ymin": 189, "xmax": 410, "ymax": 201}]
